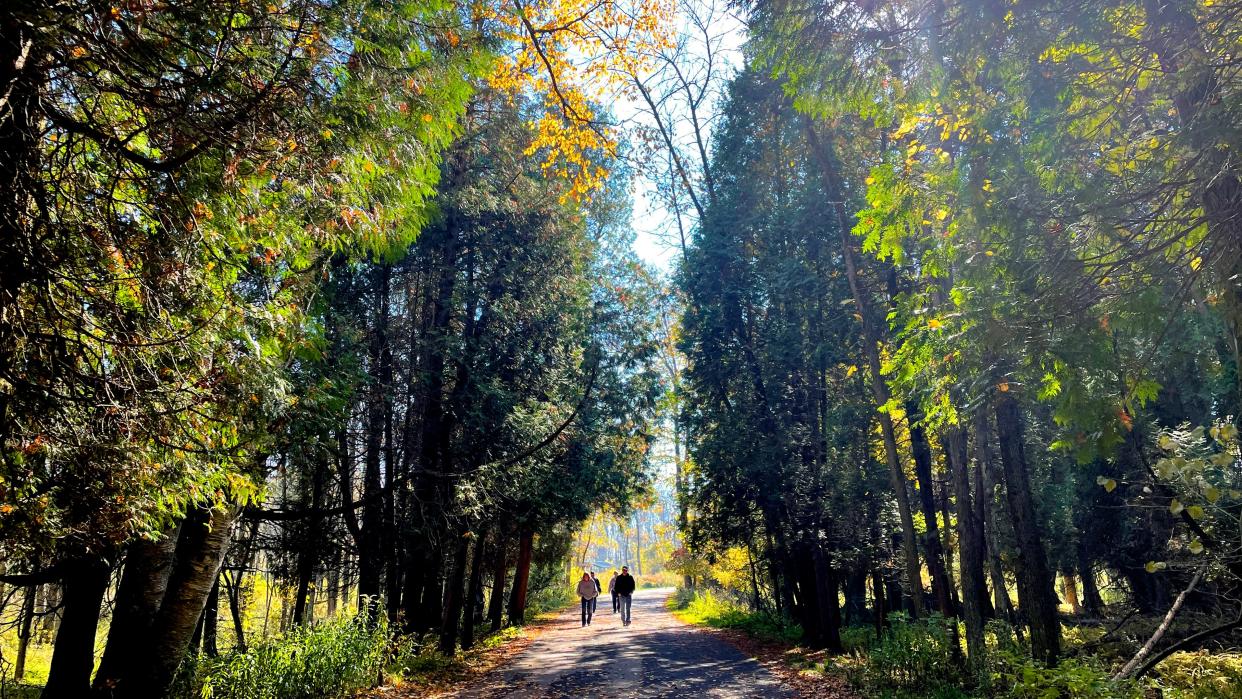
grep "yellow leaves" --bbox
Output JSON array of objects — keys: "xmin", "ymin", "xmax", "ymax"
[
  {"xmin": 998, "ymin": 381, "xmax": 1010, "ymax": 392},
  {"xmin": 864, "ymin": 176, "xmax": 875, "ymax": 186},
  {"xmin": 982, "ymin": 179, "xmax": 994, "ymax": 192},
  {"xmin": 927, "ymin": 318, "xmax": 943, "ymax": 330},
  {"xmin": 933, "ymin": 208, "xmax": 949, "ymax": 221},
  {"xmin": 1190, "ymin": 256, "xmax": 1203, "ymax": 271},
  {"xmin": 1187, "ymin": 505, "xmax": 1205, "ymax": 520},
  {"xmin": 70, "ymin": 46, "xmax": 87, "ymax": 59},
  {"xmin": 1096, "ymin": 476, "xmax": 1117, "ymax": 493},
  {"xmin": 422, "ymin": 113, "xmax": 433, "ymax": 123},
  {"xmin": 192, "ymin": 201, "xmax": 213, "ymax": 220},
  {"xmin": 1189, "ymin": 539, "xmax": 1204, "ymax": 554},
  {"xmin": 1144, "ymin": 560, "xmax": 1167, "ymax": 573},
  {"xmin": 486, "ymin": 0, "xmax": 674, "ymax": 201},
  {"xmin": 321, "ymin": 128, "xmax": 333, "ymax": 140},
  {"xmin": 845, "ymin": 365, "xmax": 859, "ymax": 378},
  {"xmin": 1169, "ymin": 498, "xmax": 1185, "ymax": 515}
]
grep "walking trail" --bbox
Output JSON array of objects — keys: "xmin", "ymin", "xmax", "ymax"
[{"xmin": 442, "ymin": 587, "xmax": 795, "ymax": 698}]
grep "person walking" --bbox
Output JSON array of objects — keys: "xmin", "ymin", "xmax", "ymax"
[
  {"xmin": 607, "ymin": 571, "xmax": 619, "ymax": 613},
  {"xmin": 590, "ymin": 572, "xmax": 602, "ymax": 616},
  {"xmin": 577, "ymin": 572, "xmax": 599, "ymax": 626},
  {"xmin": 615, "ymin": 565, "xmax": 636, "ymax": 626}
]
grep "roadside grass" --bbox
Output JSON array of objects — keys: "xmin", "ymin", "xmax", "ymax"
[{"xmin": 666, "ymin": 588, "xmax": 802, "ymax": 644}]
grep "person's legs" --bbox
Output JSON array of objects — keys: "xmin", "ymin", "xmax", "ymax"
[
  {"xmin": 612, "ymin": 593, "xmax": 619, "ymax": 613},
  {"xmin": 587, "ymin": 598, "xmax": 594, "ymax": 625},
  {"xmin": 581, "ymin": 598, "xmax": 589, "ymax": 626},
  {"xmin": 621, "ymin": 594, "xmax": 632, "ymax": 624}
]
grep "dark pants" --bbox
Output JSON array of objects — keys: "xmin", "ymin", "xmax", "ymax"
[
  {"xmin": 611, "ymin": 592, "xmax": 619, "ymax": 613},
  {"xmin": 581, "ymin": 597, "xmax": 594, "ymax": 625},
  {"xmin": 590, "ymin": 595, "xmax": 598, "ymax": 614}
]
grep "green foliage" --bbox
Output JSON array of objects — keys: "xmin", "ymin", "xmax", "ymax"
[
  {"xmin": 994, "ymin": 653, "xmax": 1142, "ymax": 699},
  {"xmin": 1153, "ymin": 651, "xmax": 1242, "ymax": 699},
  {"xmin": 184, "ymin": 615, "xmax": 389, "ymax": 699},
  {"xmin": 670, "ymin": 588, "xmax": 802, "ymax": 644},
  {"xmin": 839, "ymin": 625, "xmax": 877, "ymax": 654},
  {"xmin": 860, "ymin": 614, "xmax": 960, "ymax": 695}
]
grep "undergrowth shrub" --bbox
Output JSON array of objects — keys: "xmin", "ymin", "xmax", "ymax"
[
  {"xmin": 861, "ymin": 613, "xmax": 959, "ymax": 696},
  {"xmin": 994, "ymin": 652, "xmax": 1143, "ymax": 699},
  {"xmin": 840, "ymin": 625, "xmax": 877, "ymax": 654},
  {"xmin": 670, "ymin": 588, "xmax": 801, "ymax": 643},
  {"xmin": 1154, "ymin": 651, "xmax": 1242, "ymax": 699},
  {"xmin": 186, "ymin": 614, "xmax": 388, "ymax": 699}
]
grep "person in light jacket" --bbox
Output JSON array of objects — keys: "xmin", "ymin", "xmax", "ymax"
[
  {"xmin": 577, "ymin": 572, "xmax": 599, "ymax": 626},
  {"xmin": 607, "ymin": 571, "xmax": 619, "ymax": 613}
]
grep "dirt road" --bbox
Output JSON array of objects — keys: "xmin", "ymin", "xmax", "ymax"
[{"xmin": 445, "ymin": 587, "xmax": 794, "ymax": 698}]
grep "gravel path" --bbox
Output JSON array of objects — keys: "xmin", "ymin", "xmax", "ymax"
[{"xmin": 446, "ymin": 587, "xmax": 794, "ymax": 698}]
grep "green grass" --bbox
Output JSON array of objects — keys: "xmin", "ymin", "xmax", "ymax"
[{"xmin": 667, "ymin": 588, "xmax": 802, "ymax": 644}]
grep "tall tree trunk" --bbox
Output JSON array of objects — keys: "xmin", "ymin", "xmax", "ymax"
[
  {"xmin": 293, "ymin": 452, "xmax": 327, "ymax": 626},
  {"xmin": 94, "ymin": 527, "xmax": 181, "ymax": 693},
  {"xmin": 43, "ymin": 558, "xmax": 111, "ymax": 699},
  {"xmin": 977, "ymin": 410, "xmax": 1022, "ymax": 640},
  {"xmin": 461, "ymin": 528, "xmax": 489, "ymax": 649},
  {"xmin": 118, "ymin": 505, "xmax": 240, "ymax": 698},
  {"xmin": 439, "ymin": 530, "xmax": 470, "ymax": 654},
  {"xmin": 507, "ymin": 529, "xmax": 534, "ymax": 626},
  {"xmin": 224, "ymin": 571, "xmax": 247, "ymax": 652},
  {"xmin": 908, "ymin": 405, "xmax": 954, "ymax": 619},
  {"xmin": 947, "ymin": 424, "xmax": 987, "ymax": 671},
  {"xmin": 358, "ymin": 266, "xmax": 390, "ymax": 620},
  {"xmin": 1078, "ymin": 547, "xmax": 1105, "ymax": 616},
  {"xmin": 14, "ymin": 584, "xmax": 36, "ymax": 681},
  {"xmin": 872, "ymin": 570, "xmax": 888, "ymax": 637},
  {"xmin": 488, "ymin": 535, "xmax": 508, "ymax": 632},
  {"xmin": 1061, "ymin": 571, "xmax": 1082, "ymax": 615},
  {"xmin": 202, "ymin": 578, "xmax": 220, "ymax": 657},
  {"xmin": 813, "ymin": 546, "xmax": 843, "ymax": 653},
  {"xmin": 994, "ymin": 390, "xmax": 1061, "ymax": 664}
]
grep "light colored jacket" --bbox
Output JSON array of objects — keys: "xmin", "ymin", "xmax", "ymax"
[
  {"xmin": 607, "ymin": 575, "xmax": 617, "ymax": 593},
  {"xmin": 577, "ymin": 579, "xmax": 598, "ymax": 599}
]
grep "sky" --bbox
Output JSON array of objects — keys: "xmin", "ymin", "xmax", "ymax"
[{"xmin": 615, "ymin": 4, "xmax": 748, "ymax": 273}]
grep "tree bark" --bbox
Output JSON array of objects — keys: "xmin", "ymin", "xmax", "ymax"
[
  {"xmin": 947, "ymin": 424, "xmax": 987, "ymax": 671},
  {"xmin": 461, "ymin": 528, "xmax": 489, "ymax": 649},
  {"xmin": 488, "ymin": 534, "xmax": 508, "ymax": 631},
  {"xmin": 439, "ymin": 531, "xmax": 471, "ymax": 654},
  {"xmin": 202, "ymin": 578, "xmax": 220, "ymax": 657},
  {"xmin": 94, "ymin": 527, "xmax": 181, "ymax": 693},
  {"xmin": 43, "ymin": 557, "xmax": 111, "ymax": 699},
  {"xmin": 508, "ymin": 529, "xmax": 534, "ymax": 626},
  {"xmin": 118, "ymin": 505, "xmax": 240, "ymax": 698},
  {"xmin": 1077, "ymin": 547, "xmax": 1104, "ymax": 616},
  {"xmin": 908, "ymin": 405, "xmax": 954, "ymax": 619},
  {"xmin": 14, "ymin": 583, "xmax": 36, "ymax": 681},
  {"xmin": 813, "ymin": 546, "xmax": 843, "ymax": 653},
  {"xmin": 994, "ymin": 390, "xmax": 1061, "ymax": 664}
]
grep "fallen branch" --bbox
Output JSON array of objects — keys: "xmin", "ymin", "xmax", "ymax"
[
  {"xmin": 1113, "ymin": 566, "xmax": 1204, "ymax": 680},
  {"xmin": 1131, "ymin": 610, "xmax": 1242, "ymax": 680}
]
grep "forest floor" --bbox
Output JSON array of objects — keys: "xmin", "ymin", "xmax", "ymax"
[{"xmin": 410, "ymin": 587, "xmax": 835, "ymax": 698}]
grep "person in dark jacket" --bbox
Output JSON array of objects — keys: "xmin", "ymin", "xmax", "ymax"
[
  {"xmin": 614, "ymin": 566, "xmax": 636, "ymax": 626},
  {"xmin": 590, "ymin": 572, "xmax": 602, "ymax": 615}
]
